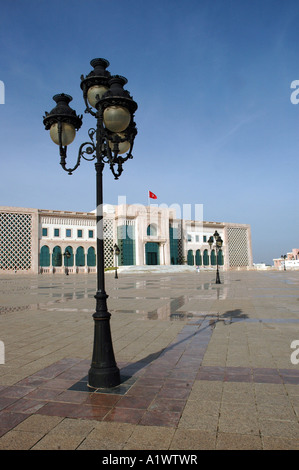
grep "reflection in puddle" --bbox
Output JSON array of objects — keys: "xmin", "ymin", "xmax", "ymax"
[
  {"xmin": 148, "ymin": 296, "xmax": 187, "ymax": 320},
  {"xmin": 0, "ymin": 274, "xmax": 232, "ymax": 320}
]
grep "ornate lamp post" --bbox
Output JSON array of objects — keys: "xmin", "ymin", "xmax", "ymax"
[
  {"xmin": 208, "ymin": 230, "xmax": 223, "ymax": 284},
  {"xmin": 43, "ymin": 58, "xmax": 138, "ymax": 389},
  {"xmin": 110, "ymin": 244, "xmax": 120, "ymax": 279},
  {"xmin": 63, "ymin": 249, "xmax": 71, "ymax": 276}
]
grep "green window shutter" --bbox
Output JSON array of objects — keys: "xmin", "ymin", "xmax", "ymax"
[
  {"xmin": 87, "ymin": 247, "xmax": 96, "ymax": 266},
  {"xmin": 195, "ymin": 249, "xmax": 202, "ymax": 266},
  {"xmin": 64, "ymin": 246, "xmax": 74, "ymax": 266},
  {"xmin": 76, "ymin": 246, "xmax": 85, "ymax": 266},
  {"xmin": 211, "ymin": 249, "xmax": 216, "ymax": 265},
  {"xmin": 218, "ymin": 249, "xmax": 224, "ymax": 266},
  {"xmin": 52, "ymin": 246, "xmax": 62, "ymax": 266},
  {"xmin": 203, "ymin": 249, "xmax": 209, "ymax": 266},
  {"xmin": 187, "ymin": 250, "xmax": 194, "ymax": 266},
  {"xmin": 40, "ymin": 245, "xmax": 50, "ymax": 267}
]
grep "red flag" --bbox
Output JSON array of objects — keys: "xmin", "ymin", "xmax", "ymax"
[{"xmin": 149, "ymin": 191, "xmax": 157, "ymax": 199}]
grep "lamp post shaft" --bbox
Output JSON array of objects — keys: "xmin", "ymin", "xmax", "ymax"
[
  {"xmin": 88, "ymin": 159, "xmax": 120, "ymax": 389},
  {"xmin": 216, "ymin": 252, "xmax": 221, "ymax": 284}
]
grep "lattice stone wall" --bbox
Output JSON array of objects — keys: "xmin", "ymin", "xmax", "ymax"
[
  {"xmin": 103, "ymin": 217, "xmax": 114, "ymax": 268},
  {"xmin": 227, "ymin": 227, "xmax": 249, "ymax": 267},
  {"xmin": 177, "ymin": 221, "xmax": 184, "ymax": 263},
  {"xmin": 0, "ymin": 212, "xmax": 32, "ymax": 271}
]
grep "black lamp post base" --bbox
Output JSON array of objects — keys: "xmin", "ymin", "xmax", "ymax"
[
  {"xmin": 88, "ymin": 312, "xmax": 120, "ymax": 389},
  {"xmin": 88, "ymin": 365, "xmax": 120, "ymax": 389}
]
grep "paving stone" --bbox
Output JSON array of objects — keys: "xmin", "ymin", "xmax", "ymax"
[{"xmin": 1, "ymin": 270, "xmax": 299, "ymax": 450}]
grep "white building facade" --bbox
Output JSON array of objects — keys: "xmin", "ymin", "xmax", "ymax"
[{"xmin": 0, "ymin": 205, "xmax": 253, "ymax": 274}]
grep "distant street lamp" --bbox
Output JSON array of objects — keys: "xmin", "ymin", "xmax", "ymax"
[
  {"xmin": 63, "ymin": 249, "xmax": 71, "ymax": 276},
  {"xmin": 281, "ymin": 254, "xmax": 287, "ymax": 271},
  {"xmin": 110, "ymin": 244, "xmax": 120, "ymax": 279},
  {"xmin": 208, "ymin": 231, "xmax": 223, "ymax": 284},
  {"xmin": 43, "ymin": 58, "xmax": 138, "ymax": 389}
]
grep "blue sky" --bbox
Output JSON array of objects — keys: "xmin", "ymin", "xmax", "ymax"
[{"xmin": 0, "ymin": 0, "xmax": 298, "ymax": 264}]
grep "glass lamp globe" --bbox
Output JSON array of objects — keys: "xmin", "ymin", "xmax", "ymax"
[
  {"xmin": 103, "ymin": 106, "xmax": 131, "ymax": 133},
  {"xmin": 87, "ymin": 85, "xmax": 109, "ymax": 108},
  {"xmin": 109, "ymin": 133, "xmax": 130, "ymax": 154},
  {"xmin": 50, "ymin": 122, "xmax": 76, "ymax": 146}
]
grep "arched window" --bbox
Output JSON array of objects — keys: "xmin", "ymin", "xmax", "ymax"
[
  {"xmin": 40, "ymin": 246, "xmax": 50, "ymax": 267},
  {"xmin": 64, "ymin": 246, "xmax": 74, "ymax": 267},
  {"xmin": 211, "ymin": 249, "xmax": 216, "ymax": 266},
  {"xmin": 187, "ymin": 249, "xmax": 194, "ymax": 266},
  {"xmin": 203, "ymin": 249, "xmax": 209, "ymax": 266},
  {"xmin": 76, "ymin": 246, "xmax": 85, "ymax": 266},
  {"xmin": 195, "ymin": 249, "xmax": 202, "ymax": 266},
  {"xmin": 87, "ymin": 247, "xmax": 96, "ymax": 267},
  {"xmin": 147, "ymin": 224, "xmax": 157, "ymax": 236},
  {"xmin": 52, "ymin": 246, "xmax": 62, "ymax": 267}
]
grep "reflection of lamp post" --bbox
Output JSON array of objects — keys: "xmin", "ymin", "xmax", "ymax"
[
  {"xmin": 64, "ymin": 249, "xmax": 71, "ymax": 275},
  {"xmin": 110, "ymin": 244, "xmax": 120, "ymax": 279},
  {"xmin": 43, "ymin": 58, "xmax": 138, "ymax": 389},
  {"xmin": 208, "ymin": 230, "xmax": 223, "ymax": 284},
  {"xmin": 281, "ymin": 254, "xmax": 287, "ymax": 271}
]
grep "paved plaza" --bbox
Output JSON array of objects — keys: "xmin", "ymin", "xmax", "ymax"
[{"xmin": 1, "ymin": 268, "xmax": 299, "ymax": 450}]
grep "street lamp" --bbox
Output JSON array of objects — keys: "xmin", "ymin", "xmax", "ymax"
[
  {"xmin": 43, "ymin": 58, "xmax": 138, "ymax": 389},
  {"xmin": 110, "ymin": 244, "xmax": 120, "ymax": 279},
  {"xmin": 63, "ymin": 249, "xmax": 71, "ymax": 276},
  {"xmin": 281, "ymin": 254, "xmax": 287, "ymax": 271},
  {"xmin": 208, "ymin": 230, "xmax": 223, "ymax": 284}
]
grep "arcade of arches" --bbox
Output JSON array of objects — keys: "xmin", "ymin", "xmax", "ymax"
[{"xmin": 40, "ymin": 245, "xmax": 96, "ymax": 268}]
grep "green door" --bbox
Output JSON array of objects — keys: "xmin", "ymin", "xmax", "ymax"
[{"xmin": 145, "ymin": 242, "xmax": 160, "ymax": 265}]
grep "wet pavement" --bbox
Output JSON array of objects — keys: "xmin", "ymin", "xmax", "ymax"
[{"xmin": 0, "ymin": 269, "xmax": 299, "ymax": 450}]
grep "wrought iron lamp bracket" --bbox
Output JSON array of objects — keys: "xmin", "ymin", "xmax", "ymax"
[
  {"xmin": 59, "ymin": 126, "xmax": 97, "ymax": 175},
  {"xmin": 58, "ymin": 121, "xmax": 135, "ymax": 179}
]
